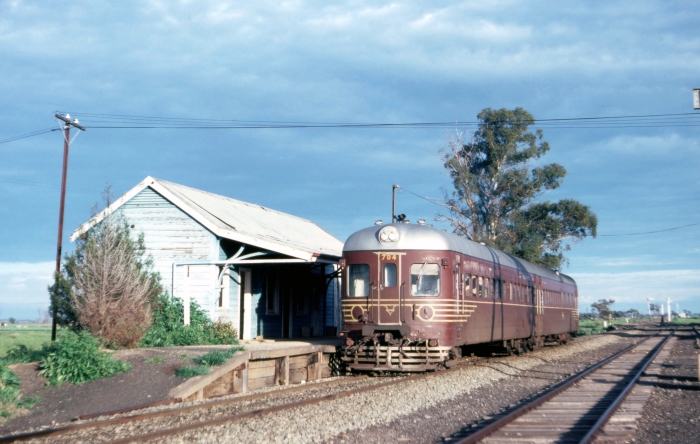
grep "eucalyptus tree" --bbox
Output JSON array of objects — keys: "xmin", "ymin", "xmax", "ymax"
[{"xmin": 442, "ymin": 107, "xmax": 597, "ymax": 270}]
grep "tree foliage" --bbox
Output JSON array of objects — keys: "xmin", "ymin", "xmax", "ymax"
[
  {"xmin": 591, "ymin": 299, "xmax": 615, "ymax": 318},
  {"xmin": 442, "ymin": 108, "xmax": 597, "ymax": 269},
  {"xmin": 625, "ymin": 308, "xmax": 642, "ymax": 318},
  {"xmin": 649, "ymin": 303, "xmax": 661, "ymax": 315}
]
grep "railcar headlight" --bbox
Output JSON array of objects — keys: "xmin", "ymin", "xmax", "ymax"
[{"xmin": 378, "ymin": 226, "xmax": 399, "ymax": 243}]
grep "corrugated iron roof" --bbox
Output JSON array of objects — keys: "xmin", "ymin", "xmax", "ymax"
[
  {"xmin": 155, "ymin": 178, "xmax": 343, "ymax": 258},
  {"xmin": 71, "ymin": 176, "xmax": 344, "ymax": 260}
]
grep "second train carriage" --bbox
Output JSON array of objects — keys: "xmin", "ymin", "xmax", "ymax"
[{"xmin": 339, "ymin": 221, "xmax": 579, "ymax": 372}]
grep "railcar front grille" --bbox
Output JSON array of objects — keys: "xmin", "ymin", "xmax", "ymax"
[{"xmin": 341, "ymin": 345, "xmax": 452, "ymax": 372}]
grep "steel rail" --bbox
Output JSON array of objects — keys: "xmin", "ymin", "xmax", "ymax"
[
  {"xmin": 1, "ymin": 333, "xmax": 654, "ymax": 444},
  {"xmin": 102, "ymin": 333, "xmax": 658, "ymax": 444},
  {"xmin": 104, "ymin": 367, "xmax": 462, "ymax": 444},
  {"xmin": 0, "ymin": 376, "xmax": 369, "ymax": 443},
  {"xmin": 1, "ymin": 349, "xmax": 486, "ymax": 443},
  {"xmin": 454, "ymin": 329, "xmax": 672, "ymax": 444},
  {"xmin": 99, "ymin": 351, "xmax": 507, "ymax": 443},
  {"xmin": 579, "ymin": 328, "xmax": 676, "ymax": 443}
]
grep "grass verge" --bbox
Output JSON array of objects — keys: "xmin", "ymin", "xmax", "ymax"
[{"xmin": 0, "ymin": 364, "xmax": 40, "ymax": 422}]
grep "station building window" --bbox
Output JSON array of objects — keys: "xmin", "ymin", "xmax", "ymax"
[
  {"xmin": 349, "ymin": 264, "xmax": 370, "ymax": 297},
  {"xmin": 410, "ymin": 263, "xmax": 440, "ymax": 296}
]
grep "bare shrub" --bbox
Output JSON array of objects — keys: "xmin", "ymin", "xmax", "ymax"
[{"xmin": 70, "ymin": 188, "xmax": 161, "ymax": 348}]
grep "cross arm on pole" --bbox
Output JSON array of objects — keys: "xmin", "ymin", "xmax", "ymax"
[{"xmin": 55, "ymin": 113, "xmax": 86, "ymax": 131}]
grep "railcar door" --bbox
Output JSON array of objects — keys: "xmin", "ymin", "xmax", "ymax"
[
  {"xmin": 534, "ymin": 276, "xmax": 543, "ymax": 338},
  {"xmin": 374, "ymin": 252, "xmax": 405, "ymax": 325}
]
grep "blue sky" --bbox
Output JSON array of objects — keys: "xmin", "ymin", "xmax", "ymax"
[{"xmin": 1, "ymin": 1, "xmax": 698, "ymax": 320}]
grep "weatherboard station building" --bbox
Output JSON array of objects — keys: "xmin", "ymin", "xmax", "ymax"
[{"xmin": 70, "ymin": 176, "xmax": 344, "ymax": 340}]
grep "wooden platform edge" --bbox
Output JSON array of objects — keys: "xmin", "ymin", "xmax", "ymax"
[
  {"xmin": 168, "ymin": 345, "xmax": 338, "ymax": 401},
  {"xmin": 249, "ymin": 344, "xmax": 337, "ymax": 360},
  {"xmin": 169, "ymin": 351, "xmax": 251, "ymax": 400}
]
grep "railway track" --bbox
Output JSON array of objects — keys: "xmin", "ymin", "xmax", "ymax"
[
  {"xmin": 0, "ymin": 330, "xmax": 660, "ymax": 443},
  {"xmin": 0, "ymin": 375, "xmax": 374, "ymax": 443},
  {"xmin": 452, "ymin": 328, "xmax": 676, "ymax": 444}
]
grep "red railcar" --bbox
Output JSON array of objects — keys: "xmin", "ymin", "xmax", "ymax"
[{"xmin": 339, "ymin": 222, "xmax": 579, "ymax": 372}]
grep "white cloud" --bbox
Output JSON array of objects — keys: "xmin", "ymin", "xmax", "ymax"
[
  {"xmin": 571, "ymin": 269, "xmax": 700, "ymax": 312},
  {"xmin": 0, "ymin": 262, "xmax": 54, "ymax": 319}
]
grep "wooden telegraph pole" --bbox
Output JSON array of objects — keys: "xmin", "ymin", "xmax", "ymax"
[{"xmin": 51, "ymin": 113, "xmax": 85, "ymax": 341}]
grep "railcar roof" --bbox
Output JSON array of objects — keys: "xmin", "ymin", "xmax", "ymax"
[{"xmin": 343, "ymin": 223, "xmax": 575, "ymax": 286}]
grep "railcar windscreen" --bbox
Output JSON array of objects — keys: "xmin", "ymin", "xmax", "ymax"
[
  {"xmin": 410, "ymin": 263, "xmax": 440, "ymax": 296},
  {"xmin": 348, "ymin": 264, "xmax": 370, "ymax": 297}
]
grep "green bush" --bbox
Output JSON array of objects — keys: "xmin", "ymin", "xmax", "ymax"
[
  {"xmin": 140, "ymin": 295, "xmax": 239, "ymax": 347},
  {"xmin": 38, "ymin": 331, "xmax": 131, "ymax": 386}
]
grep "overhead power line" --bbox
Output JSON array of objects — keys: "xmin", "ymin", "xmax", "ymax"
[
  {"xmin": 2, "ymin": 111, "xmax": 700, "ymax": 146},
  {"xmin": 60, "ymin": 110, "xmax": 700, "ymax": 130},
  {"xmin": 399, "ymin": 187, "xmax": 700, "ymax": 237},
  {"xmin": 597, "ymin": 221, "xmax": 700, "ymax": 236},
  {"xmin": 0, "ymin": 128, "xmax": 58, "ymax": 145}
]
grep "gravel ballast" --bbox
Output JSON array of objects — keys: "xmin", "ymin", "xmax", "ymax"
[
  {"xmin": 155, "ymin": 333, "xmax": 632, "ymax": 443},
  {"xmin": 632, "ymin": 330, "xmax": 700, "ymax": 444}
]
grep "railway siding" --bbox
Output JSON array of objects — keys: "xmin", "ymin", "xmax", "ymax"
[
  {"xmin": 595, "ymin": 335, "xmax": 676, "ymax": 442},
  {"xmin": 470, "ymin": 332, "xmax": 672, "ymax": 443}
]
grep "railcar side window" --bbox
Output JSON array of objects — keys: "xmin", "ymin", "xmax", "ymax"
[
  {"xmin": 382, "ymin": 263, "xmax": 397, "ymax": 287},
  {"xmin": 484, "ymin": 278, "xmax": 489, "ymax": 298},
  {"xmin": 478, "ymin": 277, "xmax": 483, "ymax": 297},
  {"xmin": 410, "ymin": 263, "xmax": 440, "ymax": 296},
  {"xmin": 472, "ymin": 276, "xmax": 477, "ymax": 296},
  {"xmin": 464, "ymin": 274, "xmax": 471, "ymax": 296},
  {"xmin": 491, "ymin": 279, "xmax": 496, "ymax": 299},
  {"xmin": 348, "ymin": 264, "xmax": 370, "ymax": 297}
]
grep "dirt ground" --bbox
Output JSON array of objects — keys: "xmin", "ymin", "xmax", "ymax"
[{"xmin": 0, "ymin": 345, "xmax": 234, "ymax": 436}]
